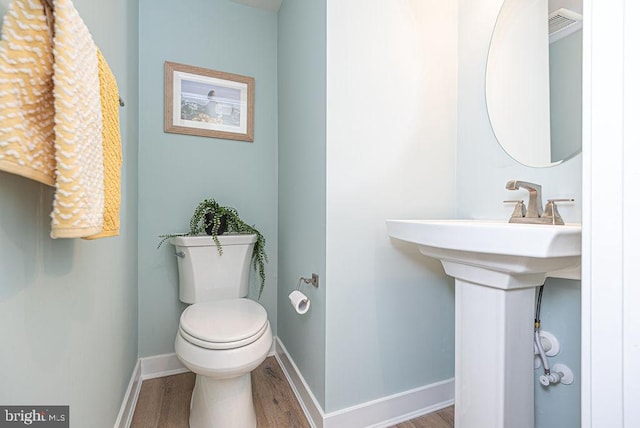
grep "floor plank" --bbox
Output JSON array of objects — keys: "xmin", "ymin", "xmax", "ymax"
[
  {"xmin": 392, "ymin": 406, "xmax": 454, "ymax": 428},
  {"xmin": 130, "ymin": 356, "xmax": 453, "ymax": 428},
  {"xmin": 253, "ymin": 357, "xmax": 309, "ymax": 428},
  {"xmin": 130, "ymin": 371, "xmax": 194, "ymax": 428}
]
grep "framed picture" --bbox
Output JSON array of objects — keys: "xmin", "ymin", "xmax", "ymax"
[{"xmin": 164, "ymin": 61, "xmax": 255, "ymax": 142}]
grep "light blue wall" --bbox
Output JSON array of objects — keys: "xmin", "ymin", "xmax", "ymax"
[
  {"xmin": 533, "ymin": 278, "xmax": 581, "ymax": 428},
  {"xmin": 137, "ymin": 0, "xmax": 278, "ymax": 357},
  {"xmin": 277, "ymin": 0, "xmax": 328, "ymax": 409},
  {"xmin": 458, "ymin": 1, "xmax": 582, "ymax": 427},
  {"xmin": 550, "ymin": 30, "xmax": 583, "ymax": 163},
  {"xmin": 0, "ymin": 0, "xmax": 139, "ymax": 426}
]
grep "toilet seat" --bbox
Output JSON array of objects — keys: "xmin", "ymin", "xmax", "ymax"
[{"xmin": 179, "ymin": 299, "xmax": 268, "ymax": 350}]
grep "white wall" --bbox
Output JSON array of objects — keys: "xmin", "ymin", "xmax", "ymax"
[
  {"xmin": 325, "ymin": 0, "xmax": 458, "ymax": 411},
  {"xmin": 0, "ymin": 0, "xmax": 139, "ymax": 426},
  {"xmin": 582, "ymin": 0, "xmax": 640, "ymax": 425}
]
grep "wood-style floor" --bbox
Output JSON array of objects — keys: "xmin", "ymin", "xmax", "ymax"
[{"xmin": 130, "ymin": 356, "xmax": 454, "ymax": 428}]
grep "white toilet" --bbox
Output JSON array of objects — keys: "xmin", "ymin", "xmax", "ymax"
[{"xmin": 171, "ymin": 234, "xmax": 272, "ymax": 428}]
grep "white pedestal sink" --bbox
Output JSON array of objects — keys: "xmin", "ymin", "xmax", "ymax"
[{"xmin": 386, "ymin": 219, "xmax": 581, "ymax": 428}]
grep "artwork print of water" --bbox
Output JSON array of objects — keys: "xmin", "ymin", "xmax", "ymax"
[{"xmin": 180, "ymin": 79, "xmax": 242, "ymax": 128}]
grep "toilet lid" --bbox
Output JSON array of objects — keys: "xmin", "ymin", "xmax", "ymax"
[{"xmin": 179, "ymin": 299, "xmax": 268, "ymax": 349}]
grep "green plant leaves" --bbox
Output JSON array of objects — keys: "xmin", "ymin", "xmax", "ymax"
[{"xmin": 158, "ymin": 198, "xmax": 268, "ymax": 298}]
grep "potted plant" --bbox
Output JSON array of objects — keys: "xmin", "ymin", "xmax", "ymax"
[{"xmin": 158, "ymin": 198, "xmax": 268, "ymax": 298}]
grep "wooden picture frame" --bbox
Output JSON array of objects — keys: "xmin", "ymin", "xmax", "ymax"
[{"xmin": 164, "ymin": 61, "xmax": 255, "ymax": 142}]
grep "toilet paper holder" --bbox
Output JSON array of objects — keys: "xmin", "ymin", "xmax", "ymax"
[
  {"xmin": 290, "ymin": 274, "xmax": 318, "ymax": 315},
  {"xmin": 296, "ymin": 273, "xmax": 319, "ymax": 290}
]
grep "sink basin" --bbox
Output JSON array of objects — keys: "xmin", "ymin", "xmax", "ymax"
[
  {"xmin": 386, "ymin": 219, "xmax": 582, "ymax": 428},
  {"xmin": 386, "ymin": 219, "xmax": 581, "ymax": 287}
]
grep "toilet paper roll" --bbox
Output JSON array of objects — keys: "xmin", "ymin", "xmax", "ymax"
[{"xmin": 289, "ymin": 290, "xmax": 310, "ymax": 315}]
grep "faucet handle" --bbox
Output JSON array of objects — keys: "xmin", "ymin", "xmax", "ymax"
[
  {"xmin": 542, "ymin": 199, "xmax": 574, "ymax": 225},
  {"xmin": 546, "ymin": 198, "xmax": 574, "ymax": 203},
  {"xmin": 504, "ymin": 199, "xmax": 527, "ymax": 219}
]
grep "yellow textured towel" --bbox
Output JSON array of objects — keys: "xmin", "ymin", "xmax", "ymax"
[
  {"xmin": 50, "ymin": 0, "xmax": 104, "ymax": 238},
  {"xmin": 0, "ymin": 0, "xmax": 56, "ymax": 186},
  {"xmin": 84, "ymin": 50, "xmax": 122, "ymax": 240},
  {"xmin": 0, "ymin": 0, "xmax": 122, "ymax": 240}
]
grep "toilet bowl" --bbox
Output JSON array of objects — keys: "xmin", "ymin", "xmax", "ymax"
[
  {"xmin": 175, "ymin": 298, "xmax": 273, "ymax": 428},
  {"xmin": 170, "ymin": 234, "xmax": 270, "ymax": 427}
]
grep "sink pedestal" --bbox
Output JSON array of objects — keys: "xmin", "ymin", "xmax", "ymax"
[
  {"xmin": 447, "ymin": 264, "xmax": 539, "ymax": 428},
  {"xmin": 386, "ymin": 219, "xmax": 581, "ymax": 428},
  {"xmin": 433, "ymin": 257, "xmax": 549, "ymax": 428}
]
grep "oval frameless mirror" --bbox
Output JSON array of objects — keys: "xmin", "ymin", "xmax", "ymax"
[{"xmin": 486, "ymin": 0, "xmax": 583, "ymax": 168}]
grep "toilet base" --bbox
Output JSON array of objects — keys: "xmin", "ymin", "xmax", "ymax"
[{"xmin": 189, "ymin": 372, "xmax": 256, "ymax": 428}]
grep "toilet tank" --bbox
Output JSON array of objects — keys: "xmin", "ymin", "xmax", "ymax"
[{"xmin": 170, "ymin": 234, "xmax": 256, "ymax": 304}]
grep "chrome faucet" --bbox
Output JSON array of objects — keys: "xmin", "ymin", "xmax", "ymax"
[
  {"xmin": 505, "ymin": 180, "xmax": 542, "ymax": 218},
  {"xmin": 504, "ymin": 180, "xmax": 573, "ymax": 225}
]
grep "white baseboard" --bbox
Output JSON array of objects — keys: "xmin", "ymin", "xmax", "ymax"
[
  {"xmin": 274, "ymin": 338, "xmax": 325, "ymax": 427},
  {"xmin": 274, "ymin": 337, "xmax": 455, "ymax": 428},
  {"xmin": 114, "ymin": 340, "xmax": 277, "ymax": 428},
  {"xmin": 113, "ymin": 360, "xmax": 142, "ymax": 428},
  {"xmin": 323, "ymin": 378, "xmax": 454, "ymax": 428},
  {"xmin": 140, "ymin": 353, "xmax": 190, "ymax": 380},
  {"xmin": 116, "ymin": 338, "xmax": 452, "ymax": 428},
  {"xmin": 113, "ymin": 353, "xmax": 188, "ymax": 428}
]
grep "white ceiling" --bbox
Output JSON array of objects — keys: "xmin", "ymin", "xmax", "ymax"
[
  {"xmin": 229, "ymin": 0, "xmax": 282, "ymax": 13},
  {"xmin": 549, "ymin": 0, "xmax": 583, "ymax": 15},
  {"xmin": 229, "ymin": 1, "xmax": 581, "ymax": 19}
]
